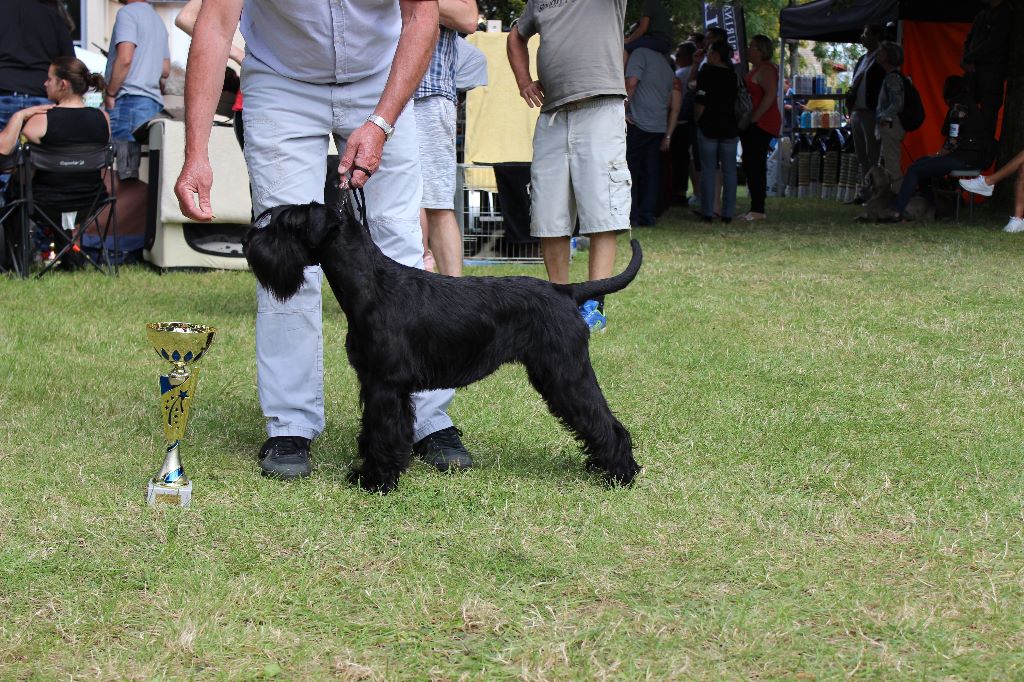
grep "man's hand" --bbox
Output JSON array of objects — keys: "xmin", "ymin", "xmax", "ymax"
[
  {"xmin": 103, "ymin": 94, "xmax": 116, "ymax": 110},
  {"xmin": 660, "ymin": 135, "xmax": 671, "ymax": 153},
  {"xmin": 338, "ymin": 121, "xmax": 385, "ymax": 189},
  {"xmin": 519, "ymin": 80, "xmax": 544, "ymax": 108},
  {"xmin": 175, "ymin": 155, "xmax": 216, "ymax": 221}
]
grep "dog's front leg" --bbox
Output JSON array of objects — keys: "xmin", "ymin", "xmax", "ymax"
[{"xmin": 347, "ymin": 383, "xmax": 413, "ymax": 494}]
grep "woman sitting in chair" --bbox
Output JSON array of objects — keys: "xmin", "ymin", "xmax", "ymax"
[
  {"xmin": 0, "ymin": 57, "xmax": 110, "ymax": 268},
  {"xmin": 0, "ymin": 57, "xmax": 111, "ymax": 208}
]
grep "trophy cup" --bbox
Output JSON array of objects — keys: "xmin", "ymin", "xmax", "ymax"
[{"xmin": 145, "ymin": 322, "xmax": 217, "ymax": 507}]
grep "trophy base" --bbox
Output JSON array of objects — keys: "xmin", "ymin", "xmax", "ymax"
[{"xmin": 146, "ymin": 480, "xmax": 192, "ymax": 507}]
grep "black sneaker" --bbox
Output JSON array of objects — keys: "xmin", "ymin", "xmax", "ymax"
[
  {"xmin": 259, "ymin": 436, "xmax": 312, "ymax": 479},
  {"xmin": 413, "ymin": 426, "xmax": 473, "ymax": 472}
]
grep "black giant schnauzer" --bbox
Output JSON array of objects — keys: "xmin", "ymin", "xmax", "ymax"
[{"xmin": 244, "ymin": 195, "xmax": 642, "ymax": 493}]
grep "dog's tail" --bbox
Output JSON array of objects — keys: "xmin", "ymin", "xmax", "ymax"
[{"xmin": 568, "ymin": 239, "xmax": 642, "ymax": 305}]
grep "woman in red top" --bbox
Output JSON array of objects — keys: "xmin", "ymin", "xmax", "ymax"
[{"xmin": 740, "ymin": 34, "xmax": 782, "ymax": 221}]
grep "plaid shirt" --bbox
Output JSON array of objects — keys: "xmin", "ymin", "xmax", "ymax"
[{"xmin": 414, "ymin": 26, "xmax": 457, "ymax": 102}]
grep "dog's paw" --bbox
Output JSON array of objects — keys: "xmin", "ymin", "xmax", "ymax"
[
  {"xmin": 347, "ymin": 467, "xmax": 400, "ymax": 494},
  {"xmin": 585, "ymin": 456, "xmax": 641, "ymax": 487},
  {"xmin": 604, "ymin": 458, "xmax": 642, "ymax": 488}
]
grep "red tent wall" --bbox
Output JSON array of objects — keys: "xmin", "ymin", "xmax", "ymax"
[{"xmin": 901, "ymin": 20, "xmax": 1001, "ymax": 172}]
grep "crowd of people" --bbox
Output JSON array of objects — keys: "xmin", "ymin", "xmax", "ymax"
[
  {"xmin": 835, "ymin": 4, "xmax": 1016, "ymax": 231},
  {"xmin": 0, "ymin": 0, "xmax": 1019, "ymax": 478}
]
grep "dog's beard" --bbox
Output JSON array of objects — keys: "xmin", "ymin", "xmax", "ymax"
[{"xmin": 244, "ymin": 221, "xmax": 312, "ymax": 302}]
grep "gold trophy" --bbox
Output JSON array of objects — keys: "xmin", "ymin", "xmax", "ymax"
[{"xmin": 145, "ymin": 322, "xmax": 217, "ymax": 507}]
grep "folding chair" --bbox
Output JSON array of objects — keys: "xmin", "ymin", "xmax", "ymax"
[
  {"xmin": 23, "ymin": 142, "xmax": 118, "ymax": 277},
  {"xmin": 0, "ymin": 144, "xmax": 31, "ymax": 277}
]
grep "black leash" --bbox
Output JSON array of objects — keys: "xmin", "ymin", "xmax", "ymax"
[{"xmin": 351, "ymin": 186, "xmax": 370, "ymax": 231}]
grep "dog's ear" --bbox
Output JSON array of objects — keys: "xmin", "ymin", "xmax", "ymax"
[
  {"xmin": 305, "ymin": 202, "xmax": 341, "ymax": 249},
  {"xmin": 243, "ymin": 205, "xmax": 315, "ymax": 302}
]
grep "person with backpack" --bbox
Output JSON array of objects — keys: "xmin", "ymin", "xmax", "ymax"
[{"xmin": 875, "ymin": 41, "xmax": 905, "ymax": 191}]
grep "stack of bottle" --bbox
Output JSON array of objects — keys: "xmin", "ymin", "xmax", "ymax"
[
  {"xmin": 836, "ymin": 132, "xmax": 860, "ymax": 203},
  {"xmin": 808, "ymin": 134, "xmax": 822, "ymax": 197},
  {"xmin": 820, "ymin": 130, "xmax": 843, "ymax": 200},
  {"xmin": 799, "ymin": 110, "xmax": 843, "ymax": 130},
  {"xmin": 795, "ymin": 134, "xmax": 812, "ymax": 198},
  {"xmin": 793, "ymin": 74, "xmax": 829, "ymax": 96}
]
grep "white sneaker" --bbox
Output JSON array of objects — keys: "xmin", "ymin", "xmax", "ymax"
[
  {"xmin": 1002, "ymin": 217, "xmax": 1024, "ymax": 233},
  {"xmin": 959, "ymin": 175, "xmax": 994, "ymax": 197}
]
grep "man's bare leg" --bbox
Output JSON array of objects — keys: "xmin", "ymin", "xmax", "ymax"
[
  {"xmin": 419, "ymin": 208, "xmax": 436, "ymax": 273},
  {"xmin": 541, "ymin": 236, "xmax": 571, "ymax": 284},
  {"xmin": 424, "ymin": 207, "xmax": 463, "ymax": 277},
  {"xmin": 588, "ymin": 231, "xmax": 618, "ymax": 281}
]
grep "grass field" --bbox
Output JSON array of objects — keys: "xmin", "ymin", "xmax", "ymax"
[{"xmin": 1, "ymin": 199, "xmax": 1023, "ymax": 680}]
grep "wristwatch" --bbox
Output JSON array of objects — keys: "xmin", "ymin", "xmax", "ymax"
[{"xmin": 365, "ymin": 114, "xmax": 394, "ymax": 141}]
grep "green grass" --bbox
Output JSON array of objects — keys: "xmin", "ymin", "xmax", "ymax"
[{"xmin": 1, "ymin": 199, "xmax": 1023, "ymax": 679}]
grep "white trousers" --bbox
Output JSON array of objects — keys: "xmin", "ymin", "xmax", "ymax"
[{"xmin": 241, "ymin": 56, "xmax": 455, "ymax": 442}]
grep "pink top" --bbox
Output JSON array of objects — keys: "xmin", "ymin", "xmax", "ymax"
[{"xmin": 744, "ymin": 63, "xmax": 782, "ymax": 136}]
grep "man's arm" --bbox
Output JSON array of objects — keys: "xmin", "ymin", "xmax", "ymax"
[
  {"xmin": 338, "ymin": 0, "xmax": 438, "ymax": 188},
  {"xmin": 662, "ymin": 81, "xmax": 681, "ymax": 152},
  {"xmin": 624, "ymin": 16, "xmax": 650, "ymax": 44},
  {"xmin": 103, "ymin": 42, "xmax": 135, "ymax": 109},
  {"xmin": 176, "ymin": 0, "xmax": 245, "ymax": 64},
  {"xmin": 439, "ymin": 0, "xmax": 477, "ymax": 34},
  {"xmin": 0, "ymin": 105, "xmax": 53, "ymax": 155},
  {"xmin": 173, "ymin": 0, "xmax": 242, "ymax": 221},
  {"xmin": 625, "ymin": 76, "xmax": 639, "ymax": 99},
  {"xmin": 507, "ymin": 25, "xmax": 543, "ymax": 108}
]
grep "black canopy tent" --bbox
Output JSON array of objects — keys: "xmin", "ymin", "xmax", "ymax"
[
  {"xmin": 779, "ymin": 0, "xmax": 984, "ymax": 43},
  {"xmin": 779, "ymin": 0, "xmax": 897, "ymax": 43}
]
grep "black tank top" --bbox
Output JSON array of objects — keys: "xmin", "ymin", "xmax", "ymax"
[{"xmin": 34, "ymin": 107, "xmax": 111, "ymax": 210}]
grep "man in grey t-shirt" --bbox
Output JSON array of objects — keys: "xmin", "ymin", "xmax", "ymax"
[
  {"xmin": 103, "ymin": 0, "xmax": 169, "ymax": 140},
  {"xmin": 625, "ymin": 47, "xmax": 678, "ymax": 227},
  {"xmin": 507, "ymin": 0, "xmax": 630, "ymax": 332}
]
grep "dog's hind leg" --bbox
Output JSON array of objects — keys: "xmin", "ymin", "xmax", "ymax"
[
  {"xmin": 524, "ymin": 354, "xmax": 640, "ymax": 487},
  {"xmin": 347, "ymin": 383, "xmax": 414, "ymax": 493}
]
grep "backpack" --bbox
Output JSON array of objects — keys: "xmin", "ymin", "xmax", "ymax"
[
  {"xmin": 735, "ymin": 72, "xmax": 753, "ymax": 130},
  {"xmin": 898, "ymin": 73, "xmax": 925, "ymax": 132}
]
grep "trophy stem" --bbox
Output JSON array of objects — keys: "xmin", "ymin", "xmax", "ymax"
[{"xmin": 153, "ymin": 440, "xmax": 191, "ymax": 487}]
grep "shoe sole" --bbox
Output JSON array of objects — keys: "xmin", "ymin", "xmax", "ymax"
[
  {"xmin": 959, "ymin": 181, "xmax": 993, "ymax": 197},
  {"xmin": 417, "ymin": 458, "xmax": 474, "ymax": 473},
  {"xmin": 259, "ymin": 463, "xmax": 312, "ymax": 480}
]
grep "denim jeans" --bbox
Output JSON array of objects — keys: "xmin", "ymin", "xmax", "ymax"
[
  {"xmin": 242, "ymin": 55, "xmax": 454, "ymax": 442},
  {"xmin": 107, "ymin": 95, "xmax": 162, "ymax": 141},
  {"xmin": 697, "ymin": 131, "xmax": 738, "ymax": 218},
  {"xmin": 896, "ymin": 154, "xmax": 974, "ymax": 214},
  {"xmin": 0, "ymin": 94, "xmax": 51, "ymax": 128},
  {"xmin": 626, "ymin": 123, "xmax": 663, "ymax": 226},
  {"xmin": 0, "ymin": 94, "xmax": 50, "ymax": 194}
]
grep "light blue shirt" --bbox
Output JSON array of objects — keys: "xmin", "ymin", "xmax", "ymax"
[
  {"xmin": 105, "ymin": 2, "xmax": 168, "ymax": 104},
  {"xmin": 240, "ymin": 0, "xmax": 401, "ymax": 84}
]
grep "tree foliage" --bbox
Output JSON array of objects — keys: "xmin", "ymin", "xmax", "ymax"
[{"xmin": 478, "ymin": 0, "xmax": 791, "ymax": 41}]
